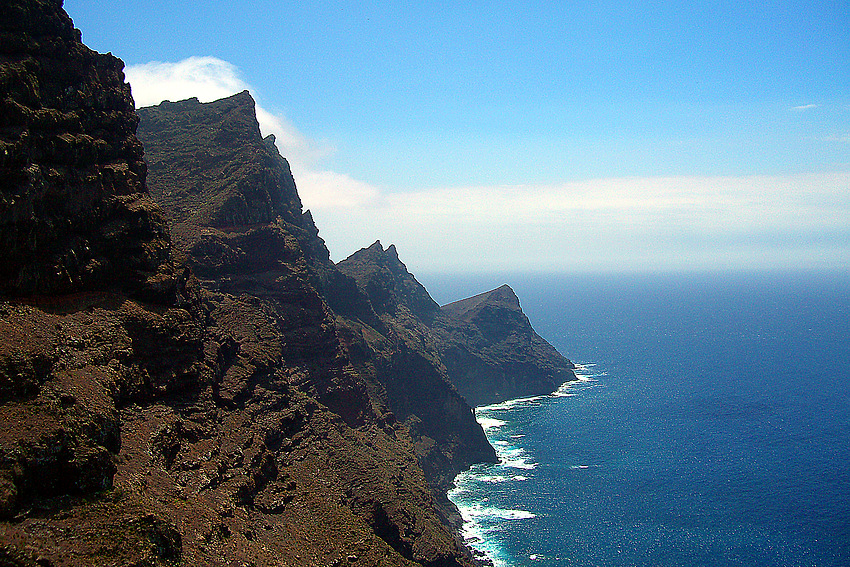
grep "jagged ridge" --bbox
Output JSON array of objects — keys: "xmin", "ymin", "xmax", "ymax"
[{"xmin": 0, "ymin": 2, "xmax": 576, "ymax": 565}]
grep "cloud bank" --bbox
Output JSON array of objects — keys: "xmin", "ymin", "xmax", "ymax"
[
  {"xmin": 125, "ymin": 57, "xmax": 849, "ymax": 274},
  {"xmin": 313, "ymin": 172, "xmax": 850, "ymax": 273}
]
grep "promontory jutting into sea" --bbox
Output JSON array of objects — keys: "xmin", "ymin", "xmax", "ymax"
[
  {"xmin": 1, "ymin": 2, "xmax": 848, "ymax": 566},
  {"xmin": 435, "ymin": 272, "xmax": 850, "ymax": 566}
]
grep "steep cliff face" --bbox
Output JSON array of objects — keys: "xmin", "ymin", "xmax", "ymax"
[
  {"xmin": 0, "ymin": 0, "xmax": 171, "ymax": 297},
  {"xmin": 336, "ymin": 244, "xmax": 575, "ymax": 442},
  {"xmin": 137, "ymin": 94, "xmax": 496, "ymax": 523},
  {"xmin": 0, "ymin": 3, "xmax": 475, "ymax": 566},
  {"xmin": 136, "ymin": 94, "xmax": 372, "ymax": 322},
  {"xmin": 438, "ymin": 285, "xmax": 577, "ymax": 407},
  {"xmin": 137, "ymin": 93, "xmax": 301, "ymax": 239},
  {"xmin": 336, "ymin": 242, "xmax": 497, "ymax": 500}
]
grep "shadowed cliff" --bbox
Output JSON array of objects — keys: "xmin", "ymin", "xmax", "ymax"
[
  {"xmin": 137, "ymin": 93, "xmax": 498, "ymax": 526},
  {"xmin": 0, "ymin": 0, "xmax": 171, "ymax": 298},
  {"xmin": 0, "ymin": 1, "xmax": 575, "ymax": 565},
  {"xmin": 438, "ymin": 285, "xmax": 577, "ymax": 407}
]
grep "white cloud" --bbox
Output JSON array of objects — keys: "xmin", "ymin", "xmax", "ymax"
[
  {"xmin": 125, "ymin": 56, "xmax": 377, "ymax": 212},
  {"xmin": 126, "ymin": 56, "xmax": 248, "ymax": 107},
  {"xmin": 295, "ymin": 170, "xmax": 381, "ymax": 209},
  {"xmin": 791, "ymin": 104, "xmax": 818, "ymax": 111},
  {"xmin": 123, "ymin": 57, "xmax": 850, "ymax": 274},
  {"xmin": 313, "ymin": 172, "xmax": 850, "ymax": 273}
]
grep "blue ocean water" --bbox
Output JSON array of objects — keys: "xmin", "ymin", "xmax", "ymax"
[{"xmin": 423, "ymin": 271, "xmax": 850, "ymax": 567}]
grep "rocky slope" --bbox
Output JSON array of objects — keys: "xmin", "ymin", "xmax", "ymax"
[
  {"xmin": 0, "ymin": 1, "xmax": 575, "ymax": 565},
  {"xmin": 137, "ymin": 94, "xmax": 497, "ymax": 524},
  {"xmin": 336, "ymin": 242, "xmax": 497, "ymax": 502}
]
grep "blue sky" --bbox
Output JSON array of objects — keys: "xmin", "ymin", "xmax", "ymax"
[{"xmin": 65, "ymin": 0, "xmax": 849, "ymax": 273}]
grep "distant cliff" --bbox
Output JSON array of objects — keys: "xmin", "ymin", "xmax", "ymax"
[
  {"xmin": 337, "ymin": 244, "xmax": 575, "ymax": 409},
  {"xmin": 437, "ymin": 285, "xmax": 576, "ymax": 407},
  {"xmin": 0, "ymin": 1, "xmax": 575, "ymax": 565}
]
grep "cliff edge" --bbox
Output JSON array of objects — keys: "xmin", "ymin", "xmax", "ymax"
[
  {"xmin": 0, "ymin": 2, "xmax": 576, "ymax": 565},
  {"xmin": 438, "ymin": 285, "xmax": 576, "ymax": 407}
]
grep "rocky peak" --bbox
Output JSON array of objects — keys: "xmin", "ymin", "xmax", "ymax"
[
  {"xmin": 337, "ymin": 240, "xmax": 440, "ymax": 323},
  {"xmin": 437, "ymin": 285, "xmax": 577, "ymax": 407},
  {"xmin": 442, "ymin": 283, "xmax": 522, "ymax": 321},
  {"xmin": 136, "ymin": 92, "xmax": 302, "ymax": 239},
  {"xmin": 0, "ymin": 0, "xmax": 171, "ymax": 297}
]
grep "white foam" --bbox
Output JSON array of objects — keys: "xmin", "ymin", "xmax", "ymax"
[
  {"xmin": 454, "ymin": 502, "xmax": 537, "ymax": 567},
  {"xmin": 551, "ymin": 391, "xmax": 576, "ymax": 397},
  {"xmin": 502, "ymin": 457, "xmax": 537, "ymax": 470},
  {"xmin": 477, "ymin": 417, "xmax": 506, "ymax": 431},
  {"xmin": 460, "ymin": 503, "xmax": 537, "ymax": 521},
  {"xmin": 552, "ymin": 363, "xmax": 605, "ymax": 397},
  {"xmin": 480, "ymin": 475, "xmax": 509, "ymax": 483},
  {"xmin": 478, "ymin": 394, "xmax": 544, "ymax": 412}
]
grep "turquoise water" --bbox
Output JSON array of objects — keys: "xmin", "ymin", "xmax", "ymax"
[{"xmin": 430, "ymin": 272, "xmax": 850, "ymax": 567}]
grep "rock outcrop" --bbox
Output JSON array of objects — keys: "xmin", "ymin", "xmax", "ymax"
[
  {"xmin": 437, "ymin": 285, "xmax": 577, "ymax": 407},
  {"xmin": 337, "ymin": 242, "xmax": 497, "ymax": 501},
  {"xmin": 0, "ymin": 0, "xmax": 171, "ymax": 298},
  {"xmin": 0, "ymin": 2, "xmax": 575, "ymax": 565}
]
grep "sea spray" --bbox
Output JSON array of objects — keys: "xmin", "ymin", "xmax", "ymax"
[{"xmin": 448, "ymin": 365, "xmax": 601, "ymax": 566}]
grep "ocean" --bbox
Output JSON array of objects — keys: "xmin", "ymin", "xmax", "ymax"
[{"xmin": 420, "ymin": 271, "xmax": 850, "ymax": 567}]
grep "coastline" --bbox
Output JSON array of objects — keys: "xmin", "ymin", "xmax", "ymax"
[{"xmin": 447, "ymin": 367, "xmax": 595, "ymax": 566}]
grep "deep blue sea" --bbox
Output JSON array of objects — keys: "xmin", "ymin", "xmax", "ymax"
[{"xmin": 420, "ymin": 271, "xmax": 850, "ymax": 567}]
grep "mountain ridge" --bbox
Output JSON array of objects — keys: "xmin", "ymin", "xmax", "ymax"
[{"xmin": 0, "ymin": 2, "xmax": 576, "ymax": 565}]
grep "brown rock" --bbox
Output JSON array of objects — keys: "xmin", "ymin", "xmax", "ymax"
[
  {"xmin": 0, "ymin": 0, "xmax": 171, "ymax": 297},
  {"xmin": 438, "ymin": 284, "xmax": 577, "ymax": 407}
]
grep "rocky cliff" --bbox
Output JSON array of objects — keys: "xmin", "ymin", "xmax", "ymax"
[
  {"xmin": 336, "ymin": 242, "xmax": 497, "ymax": 501},
  {"xmin": 137, "ymin": 94, "xmax": 498, "ymax": 524},
  {"xmin": 0, "ymin": 2, "xmax": 473, "ymax": 565},
  {"xmin": 0, "ymin": 1, "xmax": 575, "ymax": 565},
  {"xmin": 0, "ymin": 0, "xmax": 171, "ymax": 298},
  {"xmin": 437, "ymin": 285, "xmax": 576, "ymax": 407},
  {"xmin": 337, "ymin": 247, "xmax": 575, "ymax": 408}
]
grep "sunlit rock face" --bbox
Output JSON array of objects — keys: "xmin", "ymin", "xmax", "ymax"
[
  {"xmin": 0, "ymin": 0, "xmax": 171, "ymax": 297},
  {"xmin": 139, "ymin": 95, "xmax": 498, "ymax": 521}
]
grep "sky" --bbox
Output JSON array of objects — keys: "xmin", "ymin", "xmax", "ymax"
[{"xmin": 64, "ymin": 0, "xmax": 849, "ymax": 275}]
